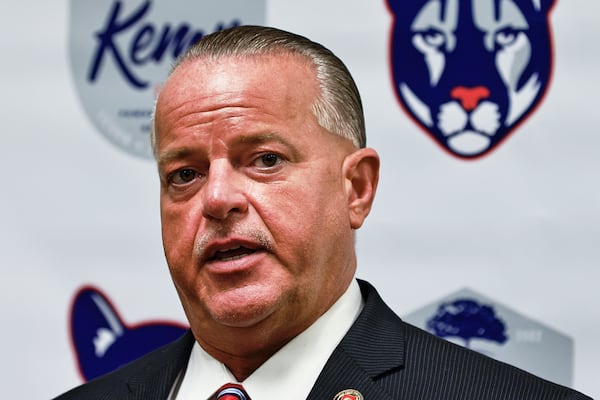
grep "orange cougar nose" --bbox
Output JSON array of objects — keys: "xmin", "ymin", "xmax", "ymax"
[{"xmin": 450, "ymin": 86, "xmax": 490, "ymax": 111}]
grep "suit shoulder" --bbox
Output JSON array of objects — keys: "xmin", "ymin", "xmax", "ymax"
[
  {"xmin": 353, "ymin": 281, "xmax": 591, "ymax": 399},
  {"xmin": 52, "ymin": 331, "xmax": 194, "ymax": 400},
  {"xmin": 398, "ymin": 321, "xmax": 591, "ymax": 399}
]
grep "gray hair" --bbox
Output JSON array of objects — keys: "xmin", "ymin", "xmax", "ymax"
[{"xmin": 150, "ymin": 25, "xmax": 365, "ymax": 155}]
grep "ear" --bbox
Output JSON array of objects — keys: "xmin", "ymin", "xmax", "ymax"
[{"xmin": 342, "ymin": 148, "xmax": 380, "ymax": 229}]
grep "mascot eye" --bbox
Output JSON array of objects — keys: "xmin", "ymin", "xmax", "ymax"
[
  {"xmin": 496, "ymin": 28, "xmax": 520, "ymax": 47},
  {"xmin": 420, "ymin": 29, "xmax": 446, "ymax": 48}
]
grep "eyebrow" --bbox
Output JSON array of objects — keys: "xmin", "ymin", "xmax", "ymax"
[
  {"xmin": 157, "ymin": 131, "xmax": 300, "ymax": 167},
  {"xmin": 157, "ymin": 147, "xmax": 198, "ymax": 167},
  {"xmin": 235, "ymin": 131, "xmax": 293, "ymax": 147}
]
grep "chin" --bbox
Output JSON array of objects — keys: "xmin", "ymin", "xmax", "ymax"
[{"xmin": 203, "ymin": 284, "xmax": 288, "ymax": 328}]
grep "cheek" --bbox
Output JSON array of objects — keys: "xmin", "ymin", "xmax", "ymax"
[
  {"xmin": 160, "ymin": 199, "xmax": 202, "ymax": 270},
  {"xmin": 259, "ymin": 176, "xmax": 348, "ymax": 258}
]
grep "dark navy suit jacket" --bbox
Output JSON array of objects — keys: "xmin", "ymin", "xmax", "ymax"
[{"xmin": 54, "ymin": 280, "xmax": 592, "ymax": 400}]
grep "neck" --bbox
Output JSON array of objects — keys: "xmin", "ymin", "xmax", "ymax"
[
  {"xmin": 190, "ymin": 274, "xmax": 356, "ymax": 380},
  {"xmin": 195, "ymin": 323, "xmax": 302, "ymax": 381}
]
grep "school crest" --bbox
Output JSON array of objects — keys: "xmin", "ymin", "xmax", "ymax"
[{"xmin": 68, "ymin": 0, "xmax": 266, "ymax": 159}]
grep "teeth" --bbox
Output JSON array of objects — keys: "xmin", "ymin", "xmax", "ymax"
[
  {"xmin": 219, "ymin": 254, "xmax": 247, "ymax": 262},
  {"xmin": 219, "ymin": 245, "xmax": 241, "ymax": 252},
  {"xmin": 212, "ymin": 246, "xmax": 255, "ymax": 261}
]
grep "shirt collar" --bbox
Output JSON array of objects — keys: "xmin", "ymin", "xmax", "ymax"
[{"xmin": 172, "ymin": 279, "xmax": 364, "ymax": 400}]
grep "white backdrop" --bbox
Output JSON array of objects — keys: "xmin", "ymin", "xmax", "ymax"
[{"xmin": 1, "ymin": 1, "xmax": 598, "ymax": 398}]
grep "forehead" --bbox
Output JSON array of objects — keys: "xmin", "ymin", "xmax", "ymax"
[
  {"xmin": 157, "ymin": 53, "xmax": 319, "ymax": 118},
  {"xmin": 153, "ymin": 53, "xmax": 327, "ymax": 160}
]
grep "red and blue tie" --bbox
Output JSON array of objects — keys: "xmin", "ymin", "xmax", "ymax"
[{"xmin": 213, "ymin": 383, "xmax": 250, "ymax": 400}]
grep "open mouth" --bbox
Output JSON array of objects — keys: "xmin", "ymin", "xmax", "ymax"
[{"xmin": 210, "ymin": 246, "xmax": 258, "ymax": 262}]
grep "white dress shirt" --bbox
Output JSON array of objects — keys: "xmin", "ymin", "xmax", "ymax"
[{"xmin": 170, "ymin": 279, "xmax": 364, "ymax": 399}]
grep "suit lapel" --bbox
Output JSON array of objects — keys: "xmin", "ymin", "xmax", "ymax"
[
  {"xmin": 307, "ymin": 280, "xmax": 406, "ymax": 400},
  {"xmin": 124, "ymin": 330, "xmax": 195, "ymax": 399}
]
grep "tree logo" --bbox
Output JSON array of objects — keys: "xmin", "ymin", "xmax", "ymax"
[
  {"xmin": 426, "ymin": 298, "xmax": 508, "ymax": 348},
  {"xmin": 403, "ymin": 287, "xmax": 574, "ymax": 387}
]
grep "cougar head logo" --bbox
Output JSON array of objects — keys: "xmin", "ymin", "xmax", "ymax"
[
  {"xmin": 387, "ymin": 0, "xmax": 556, "ymax": 159},
  {"xmin": 70, "ymin": 286, "xmax": 187, "ymax": 381}
]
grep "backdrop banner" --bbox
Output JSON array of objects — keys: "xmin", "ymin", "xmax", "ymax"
[{"xmin": 1, "ymin": 1, "xmax": 597, "ymax": 398}]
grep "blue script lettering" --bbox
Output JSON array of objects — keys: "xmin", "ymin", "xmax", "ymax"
[{"xmin": 88, "ymin": 0, "xmax": 240, "ymax": 89}]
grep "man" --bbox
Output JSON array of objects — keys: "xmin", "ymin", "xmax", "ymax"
[{"xmin": 54, "ymin": 26, "xmax": 592, "ymax": 400}]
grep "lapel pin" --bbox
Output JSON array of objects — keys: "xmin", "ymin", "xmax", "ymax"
[{"xmin": 334, "ymin": 389, "xmax": 364, "ymax": 400}]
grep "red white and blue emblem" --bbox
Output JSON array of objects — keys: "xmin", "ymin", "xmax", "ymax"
[{"xmin": 387, "ymin": 0, "xmax": 556, "ymax": 159}]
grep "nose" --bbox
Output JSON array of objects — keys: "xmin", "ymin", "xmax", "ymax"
[
  {"xmin": 450, "ymin": 86, "xmax": 490, "ymax": 111},
  {"xmin": 201, "ymin": 159, "xmax": 248, "ymax": 220}
]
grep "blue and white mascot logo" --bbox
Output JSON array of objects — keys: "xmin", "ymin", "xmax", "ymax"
[
  {"xmin": 387, "ymin": 0, "xmax": 556, "ymax": 159},
  {"xmin": 71, "ymin": 286, "xmax": 187, "ymax": 381}
]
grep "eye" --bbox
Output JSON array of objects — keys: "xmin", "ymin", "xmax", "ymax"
[
  {"xmin": 420, "ymin": 29, "xmax": 446, "ymax": 48},
  {"xmin": 169, "ymin": 168, "xmax": 199, "ymax": 185},
  {"xmin": 496, "ymin": 28, "xmax": 520, "ymax": 47},
  {"xmin": 253, "ymin": 153, "xmax": 283, "ymax": 170}
]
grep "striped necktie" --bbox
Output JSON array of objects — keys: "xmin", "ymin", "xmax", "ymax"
[{"xmin": 213, "ymin": 383, "xmax": 250, "ymax": 400}]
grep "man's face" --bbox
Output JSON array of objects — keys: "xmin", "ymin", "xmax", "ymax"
[{"xmin": 154, "ymin": 53, "xmax": 364, "ymax": 348}]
